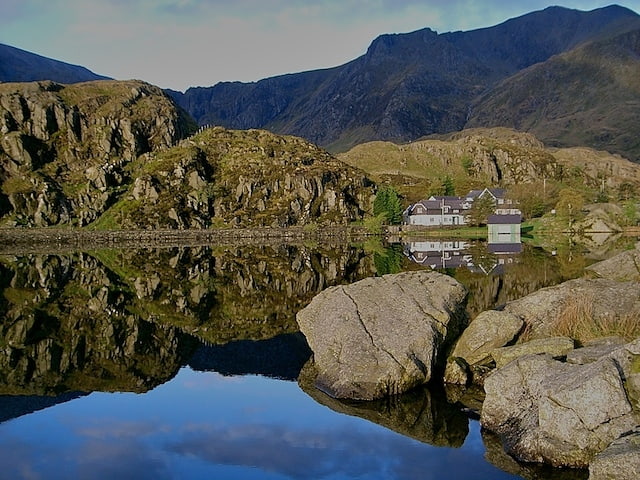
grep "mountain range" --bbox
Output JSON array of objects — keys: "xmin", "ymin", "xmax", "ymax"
[
  {"xmin": 166, "ymin": 4, "xmax": 640, "ymax": 161},
  {"xmin": 0, "ymin": 43, "xmax": 109, "ymax": 84},
  {"xmin": 1, "ymin": 5, "xmax": 639, "ymax": 164}
]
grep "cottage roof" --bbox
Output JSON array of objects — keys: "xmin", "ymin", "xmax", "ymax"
[{"xmin": 487, "ymin": 214, "xmax": 522, "ymax": 224}]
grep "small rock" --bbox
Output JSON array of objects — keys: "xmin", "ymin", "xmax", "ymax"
[
  {"xmin": 566, "ymin": 336, "xmax": 627, "ymax": 365},
  {"xmin": 449, "ymin": 310, "xmax": 523, "ymax": 366},
  {"xmin": 491, "ymin": 336, "xmax": 574, "ymax": 368}
]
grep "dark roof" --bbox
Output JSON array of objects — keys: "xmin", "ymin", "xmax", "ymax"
[
  {"xmin": 488, "ymin": 214, "xmax": 521, "ymax": 224},
  {"xmin": 488, "ymin": 243, "xmax": 523, "ymax": 254},
  {"xmin": 410, "ymin": 197, "xmax": 469, "ymax": 214}
]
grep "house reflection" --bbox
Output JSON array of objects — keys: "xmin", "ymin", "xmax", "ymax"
[
  {"xmin": 403, "ymin": 236, "xmax": 522, "ymax": 275},
  {"xmin": 404, "ymin": 240, "xmax": 473, "ymax": 270}
]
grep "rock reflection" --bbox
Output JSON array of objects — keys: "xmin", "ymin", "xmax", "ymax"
[
  {"xmin": 188, "ymin": 332, "xmax": 312, "ymax": 380},
  {"xmin": 0, "ymin": 253, "xmax": 196, "ymax": 395},
  {"xmin": 298, "ymin": 362, "xmax": 469, "ymax": 448},
  {"xmin": 482, "ymin": 429, "xmax": 588, "ymax": 480},
  {"xmin": 0, "ymin": 244, "xmax": 375, "ymax": 396},
  {"xmin": 93, "ymin": 244, "xmax": 375, "ymax": 344}
]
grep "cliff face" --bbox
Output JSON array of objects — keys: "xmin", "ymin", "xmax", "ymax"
[
  {"xmin": 0, "ymin": 80, "xmax": 196, "ymax": 227},
  {"xmin": 0, "ymin": 81, "xmax": 374, "ymax": 228},
  {"xmin": 94, "ymin": 127, "xmax": 376, "ymax": 229}
]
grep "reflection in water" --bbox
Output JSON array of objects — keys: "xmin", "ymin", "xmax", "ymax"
[
  {"xmin": 0, "ymin": 391, "xmax": 86, "ymax": 424},
  {"xmin": 0, "ymin": 241, "xmax": 606, "ymax": 479},
  {"xmin": 188, "ymin": 332, "xmax": 312, "ymax": 380},
  {"xmin": 299, "ymin": 361, "xmax": 469, "ymax": 448},
  {"xmin": 402, "ymin": 239, "xmax": 600, "ymax": 318}
]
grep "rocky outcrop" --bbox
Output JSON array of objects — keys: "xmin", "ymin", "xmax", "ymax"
[
  {"xmin": 0, "ymin": 80, "xmax": 195, "ymax": 226},
  {"xmin": 481, "ymin": 351, "xmax": 639, "ymax": 468},
  {"xmin": 296, "ymin": 271, "xmax": 467, "ymax": 400},
  {"xmin": 0, "ymin": 81, "xmax": 376, "ymax": 228},
  {"xmin": 444, "ymin": 310, "xmax": 523, "ymax": 384},
  {"xmin": 95, "ymin": 127, "xmax": 376, "ymax": 229}
]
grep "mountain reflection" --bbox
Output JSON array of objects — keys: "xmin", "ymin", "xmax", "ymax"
[
  {"xmin": 0, "ymin": 240, "xmax": 608, "ymax": 479},
  {"xmin": 0, "ymin": 244, "xmax": 375, "ymax": 398}
]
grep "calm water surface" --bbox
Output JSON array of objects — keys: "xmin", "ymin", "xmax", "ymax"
[{"xmin": 1, "ymin": 237, "xmax": 629, "ymax": 479}]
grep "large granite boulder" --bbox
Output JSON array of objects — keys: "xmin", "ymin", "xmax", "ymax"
[
  {"xmin": 501, "ymin": 278, "xmax": 640, "ymax": 340},
  {"xmin": 585, "ymin": 245, "xmax": 640, "ymax": 282},
  {"xmin": 481, "ymin": 352, "xmax": 639, "ymax": 468},
  {"xmin": 296, "ymin": 271, "xmax": 467, "ymax": 400}
]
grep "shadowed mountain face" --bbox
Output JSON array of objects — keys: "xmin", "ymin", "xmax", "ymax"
[
  {"xmin": 0, "ymin": 43, "xmax": 110, "ymax": 84},
  {"xmin": 169, "ymin": 5, "xmax": 640, "ymax": 160}
]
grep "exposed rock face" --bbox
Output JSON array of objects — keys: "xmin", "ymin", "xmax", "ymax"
[
  {"xmin": 589, "ymin": 429, "xmax": 640, "ymax": 480},
  {"xmin": 296, "ymin": 271, "xmax": 467, "ymax": 400},
  {"xmin": 96, "ymin": 127, "xmax": 376, "ymax": 229},
  {"xmin": 0, "ymin": 80, "xmax": 195, "ymax": 226},
  {"xmin": 444, "ymin": 310, "xmax": 523, "ymax": 384},
  {"xmin": 0, "ymin": 81, "xmax": 374, "ymax": 228},
  {"xmin": 481, "ymin": 352, "xmax": 639, "ymax": 468}
]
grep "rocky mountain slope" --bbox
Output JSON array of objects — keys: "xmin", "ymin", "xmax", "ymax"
[
  {"xmin": 467, "ymin": 24, "xmax": 640, "ymax": 163},
  {"xmin": 168, "ymin": 5, "xmax": 640, "ymax": 160},
  {"xmin": 93, "ymin": 126, "xmax": 375, "ymax": 229},
  {"xmin": 0, "ymin": 43, "xmax": 109, "ymax": 84},
  {"xmin": 0, "ymin": 80, "xmax": 374, "ymax": 228},
  {"xmin": 338, "ymin": 127, "xmax": 640, "ymax": 204},
  {"xmin": 0, "ymin": 80, "xmax": 196, "ymax": 226}
]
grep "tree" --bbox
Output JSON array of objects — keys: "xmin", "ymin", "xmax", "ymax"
[
  {"xmin": 373, "ymin": 186, "xmax": 403, "ymax": 224},
  {"xmin": 442, "ymin": 176, "xmax": 455, "ymax": 196},
  {"xmin": 555, "ymin": 188, "xmax": 585, "ymax": 226},
  {"xmin": 466, "ymin": 194, "xmax": 495, "ymax": 226}
]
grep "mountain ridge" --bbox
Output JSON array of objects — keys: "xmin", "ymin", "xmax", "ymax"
[
  {"xmin": 0, "ymin": 43, "xmax": 110, "ymax": 84},
  {"xmin": 168, "ymin": 4, "xmax": 640, "ymax": 160}
]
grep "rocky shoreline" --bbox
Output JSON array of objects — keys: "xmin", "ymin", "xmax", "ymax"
[
  {"xmin": 297, "ymin": 243, "xmax": 640, "ymax": 478},
  {"xmin": 0, "ymin": 226, "xmax": 375, "ymax": 253}
]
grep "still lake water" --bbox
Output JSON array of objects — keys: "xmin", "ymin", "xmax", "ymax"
[{"xmin": 1, "ymin": 236, "xmax": 632, "ymax": 479}]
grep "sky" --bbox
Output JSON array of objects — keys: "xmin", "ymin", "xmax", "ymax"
[{"xmin": 2, "ymin": 0, "xmax": 639, "ymax": 91}]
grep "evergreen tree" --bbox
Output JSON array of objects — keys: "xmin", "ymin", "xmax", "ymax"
[
  {"xmin": 373, "ymin": 186, "xmax": 403, "ymax": 224},
  {"xmin": 442, "ymin": 176, "xmax": 455, "ymax": 196}
]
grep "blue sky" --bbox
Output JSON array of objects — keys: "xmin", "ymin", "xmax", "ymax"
[{"xmin": 1, "ymin": 0, "xmax": 639, "ymax": 91}]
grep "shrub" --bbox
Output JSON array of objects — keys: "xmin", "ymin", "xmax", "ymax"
[{"xmin": 551, "ymin": 294, "xmax": 640, "ymax": 344}]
